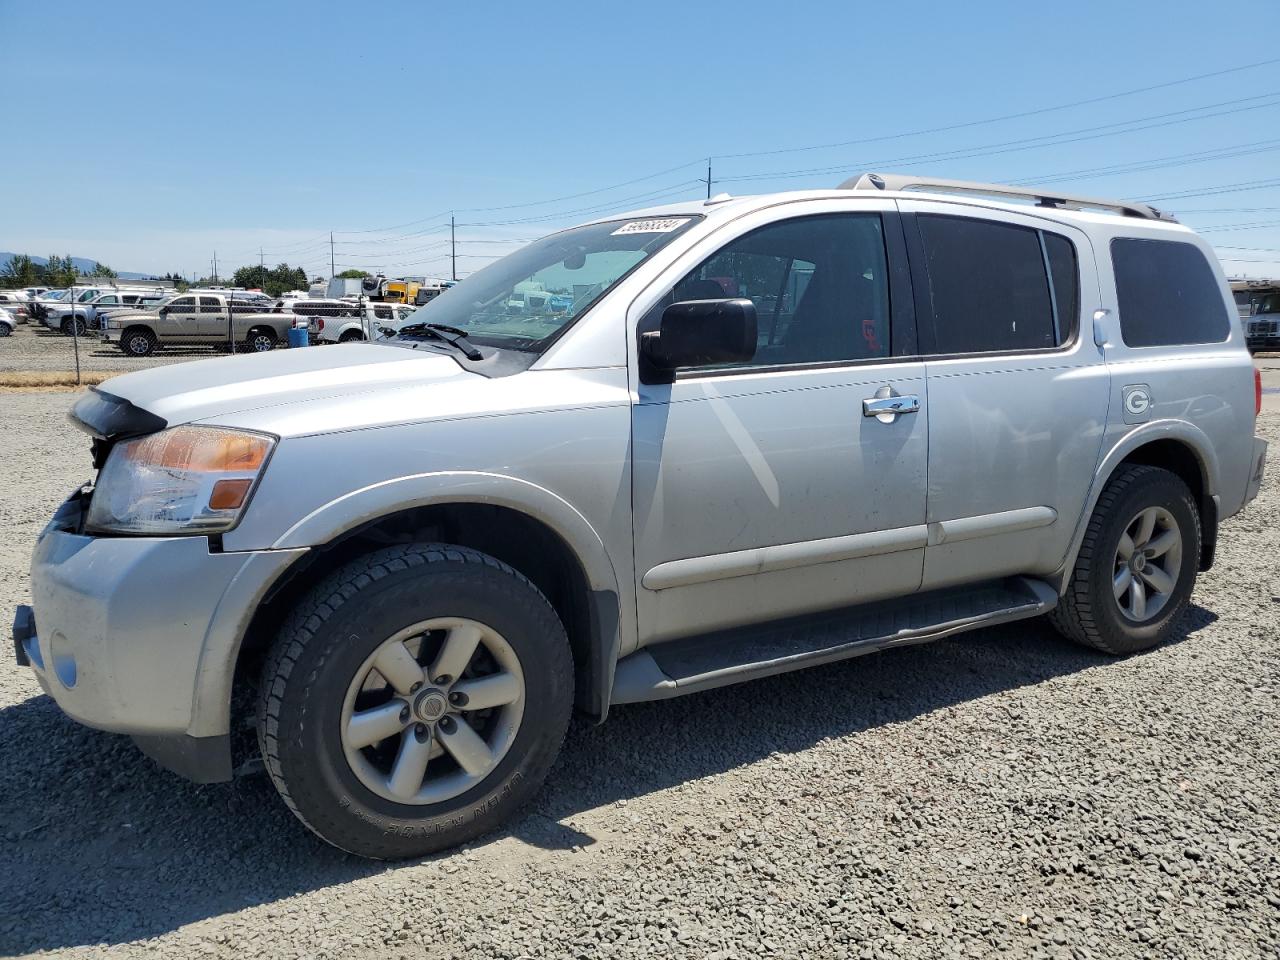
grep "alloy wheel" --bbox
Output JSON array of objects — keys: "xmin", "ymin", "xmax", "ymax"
[
  {"xmin": 1112, "ymin": 506, "xmax": 1182, "ymax": 622},
  {"xmin": 339, "ymin": 617, "xmax": 525, "ymax": 805}
]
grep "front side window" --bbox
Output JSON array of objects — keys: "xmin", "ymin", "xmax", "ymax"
[
  {"xmin": 169, "ymin": 296, "xmax": 195, "ymax": 311},
  {"xmin": 647, "ymin": 213, "xmax": 891, "ymax": 368},
  {"xmin": 1111, "ymin": 238, "xmax": 1230, "ymax": 347},
  {"xmin": 399, "ymin": 216, "xmax": 699, "ymax": 353},
  {"xmin": 917, "ymin": 215, "xmax": 1073, "ymax": 354}
]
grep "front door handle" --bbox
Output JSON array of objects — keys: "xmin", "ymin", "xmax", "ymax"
[{"xmin": 862, "ymin": 391, "xmax": 920, "ymax": 422}]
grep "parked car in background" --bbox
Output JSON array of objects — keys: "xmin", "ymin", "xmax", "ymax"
[
  {"xmin": 1235, "ymin": 281, "xmax": 1280, "ymax": 353},
  {"xmin": 27, "ymin": 289, "xmax": 68, "ymax": 321},
  {"xmin": 94, "ymin": 294, "xmax": 168, "ymax": 329},
  {"xmin": 0, "ymin": 306, "xmax": 15, "ymax": 336},
  {"xmin": 0, "ymin": 292, "xmax": 31, "ymax": 322},
  {"xmin": 102, "ymin": 292, "xmax": 293, "ymax": 355},
  {"xmin": 309, "ymin": 300, "xmax": 417, "ymax": 343},
  {"xmin": 45, "ymin": 288, "xmax": 172, "ymax": 335}
]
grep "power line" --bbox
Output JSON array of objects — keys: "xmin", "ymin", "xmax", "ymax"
[
  {"xmin": 1141, "ymin": 177, "xmax": 1280, "ymax": 202},
  {"xmin": 717, "ymin": 92, "xmax": 1280, "ymax": 184},
  {"xmin": 715, "ymin": 56, "xmax": 1280, "ymax": 161},
  {"xmin": 1004, "ymin": 138, "xmax": 1280, "ymax": 187}
]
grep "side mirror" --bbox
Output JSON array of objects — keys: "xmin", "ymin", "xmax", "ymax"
[
  {"xmin": 157, "ymin": 308, "xmax": 167, "ymax": 318},
  {"xmin": 640, "ymin": 298, "xmax": 757, "ymax": 373}
]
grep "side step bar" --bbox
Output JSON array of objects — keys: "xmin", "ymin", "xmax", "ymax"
[{"xmin": 611, "ymin": 577, "xmax": 1057, "ymax": 705}]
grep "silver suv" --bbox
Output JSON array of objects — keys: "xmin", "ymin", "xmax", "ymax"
[{"xmin": 14, "ymin": 174, "xmax": 1267, "ymax": 860}]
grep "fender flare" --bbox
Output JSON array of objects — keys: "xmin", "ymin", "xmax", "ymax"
[
  {"xmin": 189, "ymin": 471, "xmax": 625, "ymax": 737},
  {"xmin": 1053, "ymin": 418, "xmax": 1219, "ymax": 591}
]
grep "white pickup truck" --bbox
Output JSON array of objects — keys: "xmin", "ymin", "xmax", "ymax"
[{"xmin": 300, "ymin": 300, "xmax": 417, "ymax": 343}]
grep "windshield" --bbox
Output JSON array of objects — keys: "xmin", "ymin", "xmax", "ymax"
[
  {"xmin": 1258, "ymin": 293, "xmax": 1280, "ymax": 315},
  {"xmin": 398, "ymin": 215, "xmax": 699, "ymax": 352}
]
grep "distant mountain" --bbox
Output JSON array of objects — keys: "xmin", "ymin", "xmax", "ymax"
[{"xmin": 0, "ymin": 252, "xmax": 152, "ymax": 280}]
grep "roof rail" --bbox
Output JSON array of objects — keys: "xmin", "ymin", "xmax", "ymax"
[{"xmin": 840, "ymin": 172, "xmax": 1177, "ymax": 222}]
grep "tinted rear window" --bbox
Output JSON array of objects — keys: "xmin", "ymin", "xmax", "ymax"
[
  {"xmin": 916, "ymin": 215, "xmax": 1063, "ymax": 354},
  {"xmin": 1111, "ymin": 238, "xmax": 1229, "ymax": 347}
]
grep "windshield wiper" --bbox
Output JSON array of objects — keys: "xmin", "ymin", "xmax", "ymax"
[{"xmin": 396, "ymin": 322, "xmax": 484, "ymax": 360}]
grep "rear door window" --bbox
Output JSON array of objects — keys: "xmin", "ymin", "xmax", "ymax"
[
  {"xmin": 916, "ymin": 215, "xmax": 1072, "ymax": 354},
  {"xmin": 1111, "ymin": 238, "xmax": 1230, "ymax": 347}
]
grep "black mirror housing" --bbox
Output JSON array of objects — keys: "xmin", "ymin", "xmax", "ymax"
[{"xmin": 641, "ymin": 298, "xmax": 757, "ymax": 374}]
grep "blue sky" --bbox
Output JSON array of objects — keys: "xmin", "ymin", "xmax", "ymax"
[{"xmin": 2, "ymin": 0, "xmax": 1279, "ymax": 280}]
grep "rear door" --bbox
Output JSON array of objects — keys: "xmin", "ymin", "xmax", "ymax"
[
  {"xmin": 897, "ymin": 200, "xmax": 1107, "ymax": 589},
  {"xmin": 197, "ymin": 296, "xmax": 229, "ymax": 338}
]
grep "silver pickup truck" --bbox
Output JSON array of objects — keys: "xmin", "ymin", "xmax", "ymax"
[
  {"xmin": 102, "ymin": 292, "xmax": 289, "ymax": 355},
  {"xmin": 15, "ymin": 173, "xmax": 1268, "ymax": 860}
]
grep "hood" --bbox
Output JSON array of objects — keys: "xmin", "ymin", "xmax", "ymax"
[{"xmin": 72, "ymin": 343, "xmax": 473, "ymax": 437}]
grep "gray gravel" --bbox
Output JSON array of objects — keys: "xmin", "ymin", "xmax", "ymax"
[
  {"xmin": 1, "ymin": 380, "xmax": 1277, "ymax": 960},
  {"xmin": 0, "ymin": 321, "xmax": 252, "ymax": 375}
]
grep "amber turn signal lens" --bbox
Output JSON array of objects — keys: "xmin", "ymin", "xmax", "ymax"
[{"xmin": 209, "ymin": 478, "xmax": 254, "ymax": 510}]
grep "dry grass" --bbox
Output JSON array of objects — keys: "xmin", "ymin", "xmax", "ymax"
[{"xmin": 0, "ymin": 371, "xmax": 116, "ymax": 392}]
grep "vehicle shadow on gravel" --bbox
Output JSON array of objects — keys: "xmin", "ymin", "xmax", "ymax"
[{"xmin": 0, "ymin": 604, "xmax": 1215, "ymax": 953}]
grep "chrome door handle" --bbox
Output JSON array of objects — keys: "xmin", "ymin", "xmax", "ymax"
[{"xmin": 862, "ymin": 394, "xmax": 920, "ymax": 420}]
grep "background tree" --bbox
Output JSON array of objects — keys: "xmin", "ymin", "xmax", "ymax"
[
  {"xmin": 336, "ymin": 269, "xmax": 371, "ymax": 279},
  {"xmin": 229, "ymin": 262, "xmax": 309, "ymax": 298},
  {"xmin": 0, "ymin": 254, "xmax": 41, "ymax": 287},
  {"xmin": 90, "ymin": 262, "xmax": 117, "ymax": 279},
  {"xmin": 43, "ymin": 255, "xmax": 79, "ymax": 287}
]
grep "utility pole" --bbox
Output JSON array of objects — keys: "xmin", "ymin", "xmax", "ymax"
[
  {"xmin": 702, "ymin": 158, "xmax": 713, "ymax": 199},
  {"xmin": 450, "ymin": 214, "xmax": 457, "ymax": 282},
  {"xmin": 329, "ymin": 231, "xmax": 335, "ymax": 279},
  {"xmin": 260, "ymin": 247, "xmax": 265, "ymax": 290},
  {"xmin": 212, "ymin": 251, "xmax": 218, "ymax": 284}
]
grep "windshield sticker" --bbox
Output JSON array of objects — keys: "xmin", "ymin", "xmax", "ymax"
[{"xmin": 611, "ymin": 218, "xmax": 691, "ymax": 236}]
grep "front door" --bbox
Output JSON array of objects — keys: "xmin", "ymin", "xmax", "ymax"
[
  {"xmin": 630, "ymin": 206, "xmax": 929, "ymax": 644},
  {"xmin": 897, "ymin": 200, "xmax": 1109, "ymax": 589},
  {"xmin": 161, "ymin": 296, "xmax": 200, "ymax": 340}
]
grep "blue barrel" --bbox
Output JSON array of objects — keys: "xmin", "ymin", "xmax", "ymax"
[{"xmin": 287, "ymin": 326, "xmax": 309, "ymax": 349}]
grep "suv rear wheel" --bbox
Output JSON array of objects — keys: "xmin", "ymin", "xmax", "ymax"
[
  {"xmin": 1051, "ymin": 465, "xmax": 1200, "ymax": 655},
  {"xmin": 120, "ymin": 328, "xmax": 156, "ymax": 356},
  {"xmin": 257, "ymin": 543, "xmax": 574, "ymax": 859}
]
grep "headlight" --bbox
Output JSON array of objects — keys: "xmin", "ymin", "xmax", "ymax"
[{"xmin": 86, "ymin": 426, "xmax": 275, "ymax": 535}]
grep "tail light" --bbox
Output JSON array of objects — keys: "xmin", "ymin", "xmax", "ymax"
[{"xmin": 1256, "ymin": 368, "xmax": 1263, "ymax": 416}]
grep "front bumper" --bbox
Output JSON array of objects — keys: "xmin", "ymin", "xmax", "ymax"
[{"xmin": 17, "ymin": 499, "xmax": 306, "ymax": 780}]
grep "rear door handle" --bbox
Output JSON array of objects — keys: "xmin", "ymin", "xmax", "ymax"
[{"xmin": 863, "ymin": 393, "xmax": 920, "ymax": 421}]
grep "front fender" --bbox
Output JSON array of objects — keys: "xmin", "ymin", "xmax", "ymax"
[{"xmin": 269, "ymin": 469, "xmax": 623, "ymax": 599}]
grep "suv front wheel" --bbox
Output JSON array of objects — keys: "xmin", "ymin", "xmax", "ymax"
[
  {"xmin": 258, "ymin": 543, "xmax": 574, "ymax": 859},
  {"xmin": 1051, "ymin": 465, "xmax": 1200, "ymax": 655}
]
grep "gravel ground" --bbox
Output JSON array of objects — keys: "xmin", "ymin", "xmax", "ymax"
[
  {"xmin": 1, "ymin": 371, "xmax": 1277, "ymax": 960},
  {"xmin": 0, "ymin": 322, "xmax": 256, "ymax": 375}
]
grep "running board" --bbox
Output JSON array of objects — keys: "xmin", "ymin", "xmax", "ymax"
[{"xmin": 610, "ymin": 577, "xmax": 1057, "ymax": 705}]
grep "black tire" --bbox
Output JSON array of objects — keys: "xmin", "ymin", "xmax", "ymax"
[
  {"xmin": 61, "ymin": 316, "xmax": 86, "ymax": 337},
  {"xmin": 120, "ymin": 328, "xmax": 156, "ymax": 356},
  {"xmin": 243, "ymin": 328, "xmax": 277, "ymax": 353},
  {"xmin": 1050, "ymin": 465, "xmax": 1200, "ymax": 655},
  {"xmin": 257, "ymin": 543, "xmax": 574, "ymax": 860},
  {"xmin": 0, "ymin": 323, "xmax": 10, "ymax": 337},
  {"xmin": 338, "ymin": 329, "xmax": 365, "ymax": 343}
]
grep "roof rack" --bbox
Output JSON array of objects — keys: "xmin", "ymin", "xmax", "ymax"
[{"xmin": 840, "ymin": 172, "xmax": 1177, "ymax": 222}]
